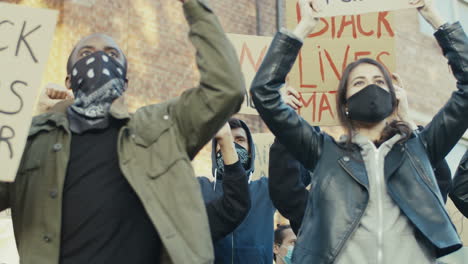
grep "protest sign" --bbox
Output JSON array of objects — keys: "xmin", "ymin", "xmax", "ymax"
[
  {"xmin": 286, "ymin": 1, "xmax": 397, "ymax": 125},
  {"xmin": 0, "ymin": 210, "xmax": 18, "ymax": 264},
  {"xmin": 251, "ymin": 133, "xmax": 274, "ymax": 181},
  {"xmin": 0, "ymin": 3, "xmax": 58, "ymax": 182},
  {"xmin": 227, "ymin": 34, "xmax": 272, "ymax": 116},
  {"xmin": 298, "ymin": 0, "xmax": 423, "ymax": 18}
]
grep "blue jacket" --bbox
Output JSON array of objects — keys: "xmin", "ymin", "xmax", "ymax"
[{"xmin": 198, "ymin": 120, "xmax": 276, "ymax": 264}]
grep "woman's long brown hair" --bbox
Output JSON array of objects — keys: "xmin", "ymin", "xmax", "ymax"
[{"xmin": 336, "ymin": 58, "xmax": 412, "ymax": 148}]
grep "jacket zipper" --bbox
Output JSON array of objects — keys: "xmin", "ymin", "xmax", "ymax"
[
  {"xmin": 231, "ymin": 233, "xmax": 234, "ymax": 264},
  {"xmin": 334, "ymin": 160, "xmax": 370, "ymax": 263},
  {"xmin": 373, "ymin": 146, "xmax": 384, "ymax": 264}
]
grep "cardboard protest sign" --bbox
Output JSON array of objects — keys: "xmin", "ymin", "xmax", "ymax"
[
  {"xmin": 227, "ymin": 34, "xmax": 272, "ymax": 116},
  {"xmin": 298, "ymin": 0, "xmax": 423, "ymax": 18},
  {"xmin": 286, "ymin": 2, "xmax": 397, "ymax": 126},
  {"xmin": 251, "ymin": 133, "xmax": 274, "ymax": 181},
  {"xmin": 0, "ymin": 210, "xmax": 18, "ymax": 264},
  {"xmin": 0, "ymin": 3, "xmax": 58, "ymax": 182}
]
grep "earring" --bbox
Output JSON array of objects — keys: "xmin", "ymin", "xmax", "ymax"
[{"xmin": 345, "ymin": 110, "xmax": 349, "ymax": 116}]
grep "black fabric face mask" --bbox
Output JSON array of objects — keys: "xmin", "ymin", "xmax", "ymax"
[
  {"xmin": 67, "ymin": 51, "xmax": 127, "ymax": 134},
  {"xmin": 347, "ymin": 84, "xmax": 393, "ymax": 123}
]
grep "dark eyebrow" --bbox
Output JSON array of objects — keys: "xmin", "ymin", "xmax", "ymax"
[
  {"xmin": 350, "ymin": 76, "xmax": 365, "ymax": 83},
  {"xmin": 104, "ymin": 46, "xmax": 120, "ymax": 52},
  {"xmin": 77, "ymin": 45, "xmax": 95, "ymax": 53}
]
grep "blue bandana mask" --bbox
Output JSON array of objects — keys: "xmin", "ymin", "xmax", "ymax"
[
  {"xmin": 282, "ymin": 245, "xmax": 294, "ymax": 264},
  {"xmin": 67, "ymin": 51, "xmax": 127, "ymax": 133}
]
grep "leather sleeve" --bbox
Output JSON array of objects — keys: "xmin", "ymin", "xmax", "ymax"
[
  {"xmin": 205, "ymin": 161, "xmax": 250, "ymax": 242},
  {"xmin": 420, "ymin": 22, "xmax": 468, "ymax": 166},
  {"xmin": 450, "ymin": 150, "xmax": 468, "ymax": 218},
  {"xmin": 250, "ymin": 32, "xmax": 323, "ymax": 171},
  {"xmin": 268, "ymin": 139, "xmax": 310, "ymax": 234}
]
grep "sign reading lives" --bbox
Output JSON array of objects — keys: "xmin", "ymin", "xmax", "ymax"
[{"xmin": 0, "ymin": 3, "xmax": 58, "ymax": 182}]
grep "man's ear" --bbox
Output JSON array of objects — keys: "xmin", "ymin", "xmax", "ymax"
[
  {"xmin": 65, "ymin": 75, "xmax": 72, "ymax": 91},
  {"xmin": 273, "ymin": 244, "xmax": 280, "ymax": 255}
]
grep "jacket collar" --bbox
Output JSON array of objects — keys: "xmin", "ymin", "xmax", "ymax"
[
  {"xmin": 29, "ymin": 96, "xmax": 131, "ymax": 137},
  {"xmin": 337, "ymin": 133, "xmax": 406, "ymax": 188}
]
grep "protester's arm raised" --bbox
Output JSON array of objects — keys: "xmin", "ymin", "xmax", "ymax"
[
  {"xmin": 416, "ymin": 1, "xmax": 468, "ymax": 165},
  {"xmin": 268, "ymin": 139, "xmax": 309, "ymax": 234},
  {"xmin": 171, "ymin": 0, "xmax": 245, "ymax": 159},
  {"xmin": 250, "ymin": 0, "xmax": 322, "ymax": 170},
  {"xmin": 205, "ymin": 123, "xmax": 250, "ymax": 241}
]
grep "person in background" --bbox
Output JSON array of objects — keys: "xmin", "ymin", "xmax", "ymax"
[
  {"xmin": 273, "ymin": 225, "xmax": 297, "ymax": 264},
  {"xmin": 198, "ymin": 118, "xmax": 309, "ymax": 264}
]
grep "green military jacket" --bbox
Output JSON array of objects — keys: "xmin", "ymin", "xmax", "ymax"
[{"xmin": 0, "ymin": 0, "xmax": 245, "ymax": 263}]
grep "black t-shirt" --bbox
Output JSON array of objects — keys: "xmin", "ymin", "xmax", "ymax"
[{"xmin": 60, "ymin": 120, "xmax": 161, "ymax": 264}]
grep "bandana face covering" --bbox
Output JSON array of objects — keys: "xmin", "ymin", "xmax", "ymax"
[
  {"xmin": 216, "ymin": 143, "xmax": 250, "ymax": 179},
  {"xmin": 67, "ymin": 51, "xmax": 127, "ymax": 133},
  {"xmin": 347, "ymin": 84, "xmax": 393, "ymax": 123}
]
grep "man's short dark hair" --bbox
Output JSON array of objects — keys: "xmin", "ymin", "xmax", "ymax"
[
  {"xmin": 274, "ymin": 225, "xmax": 292, "ymax": 260},
  {"xmin": 228, "ymin": 118, "xmax": 243, "ymax": 130}
]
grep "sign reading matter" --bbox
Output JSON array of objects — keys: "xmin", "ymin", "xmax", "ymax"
[
  {"xmin": 310, "ymin": 0, "xmax": 423, "ymax": 17},
  {"xmin": 287, "ymin": 1, "xmax": 397, "ymax": 126},
  {"xmin": 0, "ymin": 3, "xmax": 58, "ymax": 182}
]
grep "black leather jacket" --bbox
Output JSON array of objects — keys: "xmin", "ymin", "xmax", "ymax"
[
  {"xmin": 451, "ymin": 150, "xmax": 468, "ymax": 217},
  {"xmin": 251, "ymin": 22, "xmax": 468, "ymax": 263}
]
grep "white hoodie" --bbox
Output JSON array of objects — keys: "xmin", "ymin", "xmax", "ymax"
[{"xmin": 335, "ymin": 134, "xmax": 436, "ymax": 264}]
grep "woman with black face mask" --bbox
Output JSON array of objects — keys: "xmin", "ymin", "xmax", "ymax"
[{"xmin": 250, "ymin": 0, "xmax": 468, "ymax": 263}]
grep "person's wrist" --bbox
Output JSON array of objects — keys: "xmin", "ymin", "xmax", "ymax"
[
  {"xmin": 422, "ymin": 9, "xmax": 445, "ymax": 30},
  {"xmin": 293, "ymin": 20, "xmax": 317, "ymax": 41}
]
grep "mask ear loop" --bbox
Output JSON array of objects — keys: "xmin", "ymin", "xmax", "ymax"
[{"xmin": 213, "ymin": 168, "xmax": 218, "ymax": 191}]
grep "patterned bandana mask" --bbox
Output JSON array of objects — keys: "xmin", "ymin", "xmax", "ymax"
[
  {"xmin": 216, "ymin": 142, "xmax": 250, "ymax": 179},
  {"xmin": 67, "ymin": 51, "xmax": 127, "ymax": 134}
]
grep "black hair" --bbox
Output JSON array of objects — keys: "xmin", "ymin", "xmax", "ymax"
[
  {"xmin": 228, "ymin": 118, "xmax": 243, "ymax": 130},
  {"xmin": 274, "ymin": 225, "xmax": 292, "ymax": 261}
]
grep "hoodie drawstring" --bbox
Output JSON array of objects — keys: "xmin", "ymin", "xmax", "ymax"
[{"xmin": 213, "ymin": 168, "xmax": 218, "ymax": 191}]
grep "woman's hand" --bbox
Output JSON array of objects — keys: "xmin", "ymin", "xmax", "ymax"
[
  {"xmin": 410, "ymin": 0, "xmax": 446, "ymax": 30},
  {"xmin": 283, "ymin": 85, "xmax": 303, "ymax": 111},
  {"xmin": 293, "ymin": 0, "xmax": 322, "ymax": 41},
  {"xmin": 392, "ymin": 73, "xmax": 418, "ymax": 130}
]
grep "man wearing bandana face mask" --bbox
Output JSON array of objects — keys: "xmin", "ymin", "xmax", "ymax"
[
  {"xmin": 0, "ymin": 0, "xmax": 246, "ymax": 263},
  {"xmin": 198, "ymin": 118, "xmax": 282, "ymax": 264}
]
